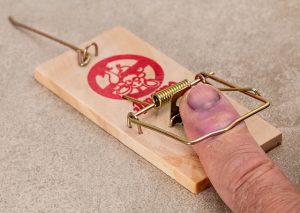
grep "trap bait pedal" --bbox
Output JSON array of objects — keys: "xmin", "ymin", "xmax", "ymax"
[{"xmin": 10, "ymin": 18, "xmax": 282, "ymax": 193}]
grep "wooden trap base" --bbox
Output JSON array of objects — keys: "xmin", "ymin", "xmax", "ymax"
[{"xmin": 34, "ymin": 27, "xmax": 282, "ymax": 193}]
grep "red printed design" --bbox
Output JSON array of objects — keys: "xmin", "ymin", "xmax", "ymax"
[{"xmin": 88, "ymin": 55, "xmax": 164, "ymax": 100}]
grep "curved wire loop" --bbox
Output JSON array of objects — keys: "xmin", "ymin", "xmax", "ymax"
[
  {"xmin": 77, "ymin": 42, "xmax": 99, "ymax": 66},
  {"xmin": 124, "ymin": 72, "xmax": 270, "ymax": 145}
]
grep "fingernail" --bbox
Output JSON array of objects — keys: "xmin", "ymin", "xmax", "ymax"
[{"xmin": 187, "ymin": 84, "xmax": 221, "ymax": 111}]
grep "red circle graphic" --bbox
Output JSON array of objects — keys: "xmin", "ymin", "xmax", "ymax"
[{"xmin": 88, "ymin": 55, "xmax": 164, "ymax": 100}]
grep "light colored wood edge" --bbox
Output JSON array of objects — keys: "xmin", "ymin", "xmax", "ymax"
[
  {"xmin": 33, "ymin": 26, "xmax": 282, "ymax": 193},
  {"xmin": 34, "ymin": 67, "xmax": 283, "ymax": 193},
  {"xmin": 34, "ymin": 68, "xmax": 209, "ymax": 193}
]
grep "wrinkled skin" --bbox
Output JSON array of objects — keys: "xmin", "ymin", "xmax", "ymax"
[{"xmin": 180, "ymin": 83, "xmax": 300, "ymax": 212}]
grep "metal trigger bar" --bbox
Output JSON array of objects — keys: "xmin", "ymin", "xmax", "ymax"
[
  {"xmin": 8, "ymin": 16, "xmax": 98, "ymax": 67},
  {"xmin": 123, "ymin": 72, "xmax": 270, "ymax": 145}
]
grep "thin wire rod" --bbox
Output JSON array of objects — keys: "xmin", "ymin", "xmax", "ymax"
[
  {"xmin": 8, "ymin": 16, "xmax": 83, "ymax": 52},
  {"xmin": 127, "ymin": 72, "xmax": 270, "ymax": 145},
  {"xmin": 8, "ymin": 16, "xmax": 99, "ymax": 67},
  {"xmin": 122, "ymin": 95, "xmax": 151, "ymax": 106}
]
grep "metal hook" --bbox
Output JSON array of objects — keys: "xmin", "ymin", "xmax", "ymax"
[{"xmin": 8, "ymin": 16, "xmax": 99, "ymax": 67}]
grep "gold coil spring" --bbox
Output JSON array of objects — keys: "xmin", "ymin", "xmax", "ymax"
[
  {"xmin": 152, "ymin": 80, "xmax": 190, "ymax": 108},
  {"xmin": 125, "ymin": 72, "xmax": 270, "ymax": 145}
]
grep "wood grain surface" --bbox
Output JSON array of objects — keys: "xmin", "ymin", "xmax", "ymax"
[{"xmin": 34, "ymin": 27, "xmax": 282, "ymax": 193}]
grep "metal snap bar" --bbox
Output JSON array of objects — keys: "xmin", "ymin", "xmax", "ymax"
[{"xmin": 123, "ymin": 72, "xmax": 270, "ymax": 145}]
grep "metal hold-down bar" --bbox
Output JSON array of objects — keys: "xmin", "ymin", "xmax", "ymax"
[{"xmin": 8, "ymin": 16, "xmax": 99, "ymax": 67}]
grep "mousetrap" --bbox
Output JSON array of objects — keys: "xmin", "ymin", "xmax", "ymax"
[{"xmin": 10, "ymin": 18, "xmax": 282, "ymax": 193}]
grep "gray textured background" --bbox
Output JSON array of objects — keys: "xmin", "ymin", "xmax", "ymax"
[{"xmin": 1, "ymin": 0, "xmax": 299, "ymax": 212}]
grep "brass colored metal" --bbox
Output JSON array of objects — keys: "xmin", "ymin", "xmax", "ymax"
[
  {"xmin": 152, "ymin": 80, "xmax": 191, "ymax": 108},
  {"xmin": 8, "ymin": 16, "xmax": 98, "ymax": 67},
  {"xmin": 124, "ymin": 72, "xmax": 270, "ymax": 145},
  {"xmin": 123, "ymin": 95, "xmax": 150, "ymax": 107}
]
